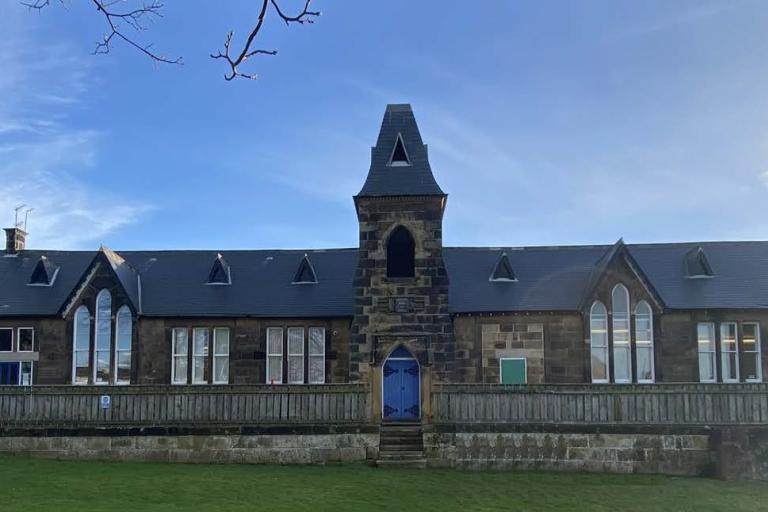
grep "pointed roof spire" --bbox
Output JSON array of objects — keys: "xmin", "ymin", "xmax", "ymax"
[
  {"xmin": 489, "ymin": 252, "xmax": 516, "ymax": 282},
  {"xmin": 207, "ymin": 253, "xmax": 231, "ymax": 285},
  {"xmin": 293, "ymin": 253, "xmax": 318, "ymax": 284},
  {"xmin": 29, "ymin": 255, "xmax": 59, "ymax": 286},
  {"xmin": 356, "ymin": 104, "xmax": 445, "ymax": 198},
  {"xmin": 685, "ymin": 246, "xmax": 714, "ymax": 278}
]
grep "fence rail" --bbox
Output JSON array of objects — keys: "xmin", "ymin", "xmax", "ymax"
[
  {"xmin": 431, "ymin": 383, "xmax": 768, "ymax": 425},
  {"xmin": 0, "ymin": 385, "xmax": 370, "ymax": 427}
]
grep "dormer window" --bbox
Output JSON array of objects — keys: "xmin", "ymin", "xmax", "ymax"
[
  {"xmin": 489, "ymin": 252, "xmax": 516, "ymax": 282},
  {"xmin": 28, "ymin": 256, "xmax": 59, "ymax": 286},
  {"xmin": 292, "ymin": 254, "xmax": 318, "ymax": 284},
  {"xmin": 685, "ymin": 247, "xmax": 714, "ymax": 278},
  {"xmin": 387, "ymin": 133, "xmax": 411, "ymax": 167},
  {"xmin": 207, "ymin": 253, "xmax": 231, "ymax": 285}
]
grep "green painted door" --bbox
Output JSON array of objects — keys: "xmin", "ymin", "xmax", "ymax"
[{"xmin": 500, "ymin": 358, "xmax": 526, "ymax": 384}]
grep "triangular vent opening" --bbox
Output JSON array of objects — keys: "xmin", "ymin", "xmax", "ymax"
[
  {"xmin": 207, "ymin": 253, "xmax": 231, "ymax": 285},
  {"xmin": 293, "ymin": 254, "xmax": 318, "ymax": 284},
  {"xmin": 490, "ymin": 252, "xmax": 516, "ymax": 282},
  {"xmin": 685, "ymin": 247, "xmax": 714, "ymax": 278},
  {"xmin": 388, "ymin": 133, "xmax": 410, "ymax": 167},
  {"xmin": 29, "ymin": 256, "xmax": 59, "ymax": 286}
]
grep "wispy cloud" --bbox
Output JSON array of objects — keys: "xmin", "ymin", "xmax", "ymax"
[
  {"xmin": 611, "ymin": 2, "xmax": 742, "ymax": 40},
  {"xmin": 0, "ymin": 8, "xmax": 150, "ymax": 249}
]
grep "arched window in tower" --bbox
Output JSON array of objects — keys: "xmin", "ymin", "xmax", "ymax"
[{"xmin": 387, "ymin": 226, "xmax": 415, "ymax": 278}]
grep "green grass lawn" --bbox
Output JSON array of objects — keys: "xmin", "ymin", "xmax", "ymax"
[{"xmin": 1, "ymin": 455, "xmax": 766, "ymax": 512}]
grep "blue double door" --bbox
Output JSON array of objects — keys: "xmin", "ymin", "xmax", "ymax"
[
  {"xmin": 0, "ymin": 362, "xmax": 20, "ymax": 385},
  {"xmin": 383, "ymin": 353, "xmax": 420, "ymax": 421}
]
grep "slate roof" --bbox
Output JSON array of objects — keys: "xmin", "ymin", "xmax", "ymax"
[
  {"xmin": 356, "ymin": 104, "xmax": 445, "ymax": 198},
  {"xmin": 2, "ymin": 242, "xmax": 768, "ymax": 317}
]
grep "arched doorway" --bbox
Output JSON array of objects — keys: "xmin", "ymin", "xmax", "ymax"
[{"xmin": 382, "ymin": 346, "xmax": 420, "ymax": 421}]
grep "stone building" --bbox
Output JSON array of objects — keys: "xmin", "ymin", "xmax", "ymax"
[{"xmin": 1, "ymin": 104, "xmax": 766, "ymax": 424}]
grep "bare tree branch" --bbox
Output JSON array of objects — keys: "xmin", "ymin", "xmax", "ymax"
[
  {"xmin": 21, "ymin": 0, "xmax": 322, "ymax": 81},
  {"xmin": 211, "ymin": 0, "xmax": 320, "ymax": 81}
]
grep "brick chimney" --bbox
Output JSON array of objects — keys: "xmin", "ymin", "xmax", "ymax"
[{"xmin": 4, "ymin": 227, "xmax": 26, "ymax": 254}]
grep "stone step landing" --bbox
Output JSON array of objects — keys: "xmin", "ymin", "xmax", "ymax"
[{"xmin": 376, "ymin": 422, "xmax": 426, "ymax": 468}]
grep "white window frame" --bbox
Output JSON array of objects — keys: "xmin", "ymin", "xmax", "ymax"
[
  {"xmin": 721, "ymin": 322, "xmax": 740, "ymax": 383},
  {"xmin": 590, "ymin": 301, "xmax": 610, "ymax": 384},
  {"xmin": 611, "ymin": 284, "xmax": 632, "ymax": 384},
  {"xmin": 634, "ymin": 301, "xmax": 655, "ymax": 384},
  {"xmin": 192, "ymin": 328, "xmax": 209, "ymax": 384},
  {"xmin": 697, "ymin": 322, "xmax": 717, "ymax": 383},
  {"xmin": 212, "ymin": 327, "xmax": 230, "ymax": 385},
  {"xmin": 308, "ymin": 327, "xmax": 326, "ymax": 384},
  {"xmin": 72, "ymin": 306, "xmax": 91, "ymax": 385},
  {"xmin": 266, "ymin": 327, "xmax": 284, "ymax": 384},
  {"xmin": 499, "ymin": 357, "xmax": 528, "ymax": 384},
  {"xmin": 171, "ymin": 327, "xmax": 189, "ymax": 385},
  {"xmin": 0, "ymin": 327, "xmax": 13, "ymax": 353},
  {"xmin": 742, "ymin": 322, "xmax": 762, "ymax": 383},
  {"xmin": 93, "ymin": 289, "xmax": 112, "ymax": 385},
  {"xmin": 16, "ymin": 327, "xmax": 34, "ymax": 353},
  {"xmin": 114, "ymin": 306, "xmax": 132, "ymax": 385}
]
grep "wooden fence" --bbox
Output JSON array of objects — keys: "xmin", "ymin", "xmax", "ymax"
[
  {"xmin": 0, "ymin": 384, "xmax": 371, "ymax": 427},
  {"xmin": 431, "ymin": 383, "xmax": 768, "ymax": 426}
]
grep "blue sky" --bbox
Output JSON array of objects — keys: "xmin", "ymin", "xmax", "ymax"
[{"xmin": 2, "ymin": 0, "xmax": 768, "ymax": 250}]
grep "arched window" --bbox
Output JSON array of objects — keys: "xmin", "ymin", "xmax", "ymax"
[
  {"xmin": 590, "ymin": 301, "xmax": 609, "ymax": 383},
  {"xmin": 115, "ymin": 306, "xmax": 132, "ymax": 385},
  {"xmin": 94, "ymin": 289, "xmax": 112, "ymax": 384},
  {"xmin": 386, "ymin": 226, "xmax": 415, "ymax": 278},
  {"xmin": 635, "ymin": 300, "xmax": 654, "ymax": 383},
  {"xmin": 73, "ymin": 306, "xmax": 91, "ymax": 385},
  {"xmin": 612, "ymin": 284, "xmax": 631, "ymax": 383}
]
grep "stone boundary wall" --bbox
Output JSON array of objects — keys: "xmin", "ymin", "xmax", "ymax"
[
  {"xmin": 0, "ymin": 432, "xmax": 380, "ymax": 464},
  {"xmin": 424, "ymin": 431, "xmax": 713, "ymax": 475}
]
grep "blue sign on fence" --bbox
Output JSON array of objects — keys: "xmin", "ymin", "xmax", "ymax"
[{"xmin": 100, "ymin": 395, "xmax": 111, "ymax": 410}]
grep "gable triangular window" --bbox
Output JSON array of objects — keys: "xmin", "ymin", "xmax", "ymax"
[
  {"xmin": 685, "ymin": 247, "xmax": 714, "ymax": 278},
  {"xmin": 388, "ymin": 133, "xmax": 411, "ymax": 167},
  {"xmin": 207, "ymin": 253, "xmax": 231, "ymax": 285},
  {"xmin": 29, "ymin": 256, "xmax": 59, "ymax": 286},
  {"xmin": 490, "ymin": 252, "xmax": 516, "ymax": 282},
  {"xmin": 293, "ymin": 254, "xmax": 318, "ymax": 284}
]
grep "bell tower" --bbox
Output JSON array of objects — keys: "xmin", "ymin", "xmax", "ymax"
[{"xmin": 350, "ymin": 104, "xmax": 454, "ymax": 398}]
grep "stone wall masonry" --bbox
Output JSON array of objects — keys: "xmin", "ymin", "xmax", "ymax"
[
  {"xmin": 423, "ymin": 431, "xmax": 713, "ymax": 475},
  {"xmin": 0, "ymin": 433, "xmax": 379, "ymax": 465}
]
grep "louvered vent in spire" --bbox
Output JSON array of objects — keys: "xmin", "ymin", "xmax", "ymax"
[{"xmin": 388, "ymin": 133, "xmax": 410, "ymax": 167}]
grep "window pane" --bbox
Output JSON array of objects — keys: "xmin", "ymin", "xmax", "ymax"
[
  {"xmin": 288, "ymin": 328, "xmax": 304, "ymax": 354},
  {"xmin": 698, "ymin": 352, "xmax": 715, "ymax": 382},
  {"xmin": 21, "ymin": 362, "xmax": 32, "ymax": 386},
  {"xmin": 95, "ymin": 351, "xmax": 110, "ymax": 383},
  {"xmin": 75, "ymin": 364, "xmax": 90, "ymax": 385},
  {"xmin": 591, "ymin": 347, "xmax": 607, "ymax": 381},
  {"xmin": 214, "ymin": 356, "xmax": 228, "ymax": 383},
  {"xmin": 697, "ymin": 323, "xmax": 714, "ymax": 351},
  {"xmin": 267, "ymin": 356, "xmax": 282, "ymax": 383},
  {"xmin": 309, "ymin": 356, "xmax": 324, "ymax": 384},
  {"xmin": 117, "ymin": 352, "xmax": 131, "ymax": 383},
  {"xmin": 0, "ymin": 329, "xmax": 11, "ymax": 351},
  {"xmin": 214, "ymin": 329, "xmax": 230, "ymax": 355},
  {"xmin": 173, "ymin": 356, "xmax": 188, "ymax": 384},
  {"xmin": 743, "ymin": 352, "xmax": 759, "ymax": 382},
  {"xmin": 18, "ymin": 328, "xmax": 33, "ymax": 351},
  {"xmin": 267, "ymin": 328, "xmax": 283, "ymax": 355},
  {"xmin": 742, "ymin": 323, "xmax": 761, "ymax": 381},
  {"xmin": 309, "ymin": 328, "xmax": 324, "ymax": 355},
  {"xmin": 76, "ymin": 351, "xmax": 89, "ymax": 368},
  {"xmin": 637, "ymin": 347, "xmax": 653, "ymax": 382},
  {"xmin": 721, "ymin": 323, "xmax": 738, "ymax": 381},
  {"xmin": 173, "ymin": 329, "xmax": 188, "ymax": 355},
  {"xmin": 288, "ymin": 355, "xmax": 304, "ymax": 384},
  {"xmin": 193, "ymin": 329, "xmax": 209, "ymax": 356},
  {"xmin": 116, "ymin": 307, "xmax": 132, "ymax": 351},
  {"xmin": 75, "ymin": 307, "xmax": 91, "ymax": 351},
  {"xmin": 614, "ymin": 345, "xmax": 631, "ymax": 382},
  {"xmin": 95, "ymin": 290, "xmax": 112, "ymax": 351},
  {"xmin": 193, "ymin": 356, "xmax": 206, "ymax": 383}
]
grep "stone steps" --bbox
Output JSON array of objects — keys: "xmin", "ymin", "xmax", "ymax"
[{"xmin": 376, "ymin": 422, "xmax": 425, "ymax": 468}]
